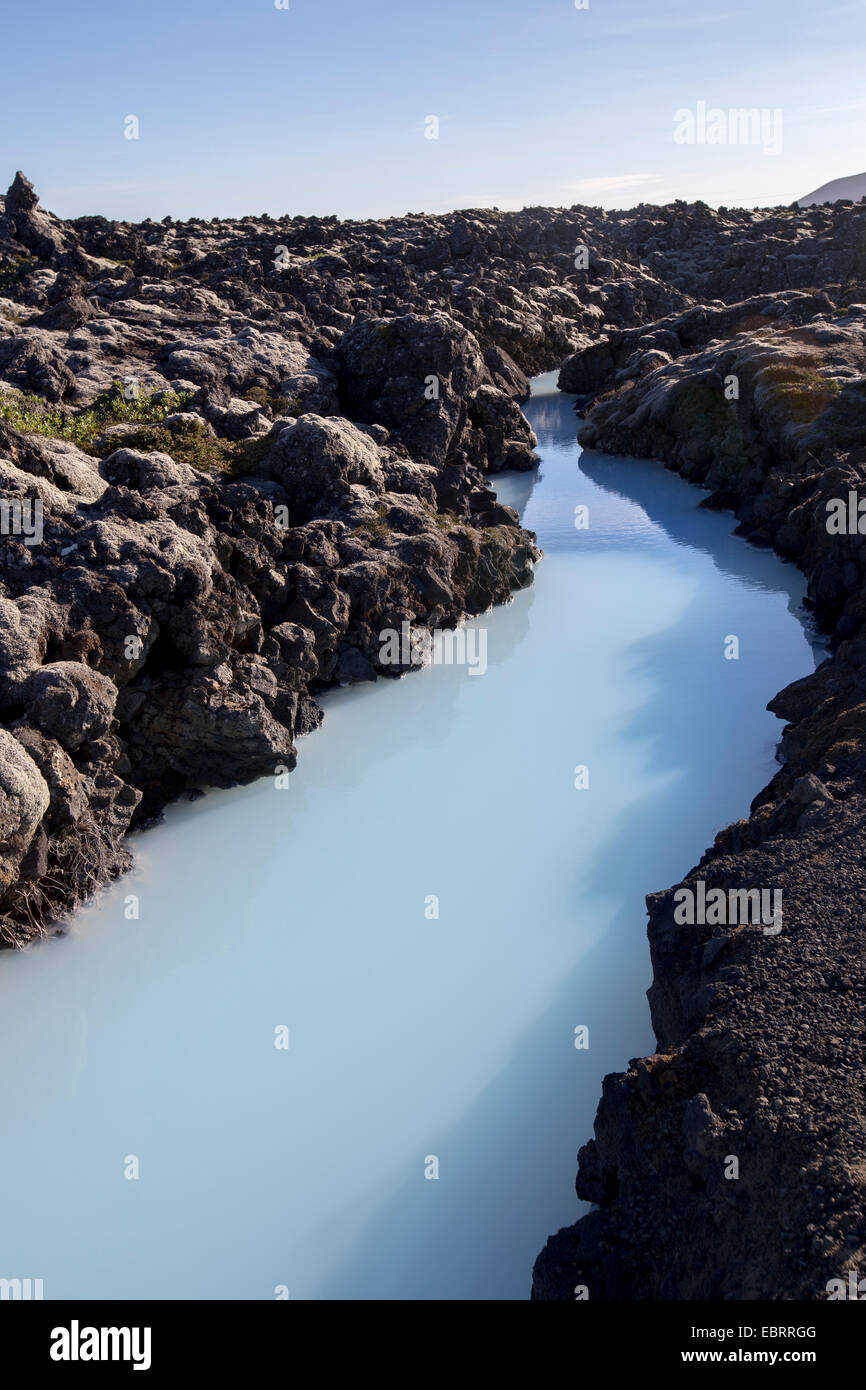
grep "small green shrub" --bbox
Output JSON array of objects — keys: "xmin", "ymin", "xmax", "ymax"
[
  {"xmin": 105, "ymin": 420, "xmax": 273, "ymax": 476},
  {"xmin": 240, "ymin": 386, "xmax": 300, "ymax": 416},
  {"xmin": 353, "ymin": 515, "xmax": 391, "ymax": 544},
  {"xmin": 0, "ymin": 382, "xmax": 195, "ymax": 451},
  {"xmin": 0, "ymin": 257, "xmax": 37, "ymax": 292},
  {"xmin": 759, "ymin": 363, "xmax": 841, "ymax": 426}
]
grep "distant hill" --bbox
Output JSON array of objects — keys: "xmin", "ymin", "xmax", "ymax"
[{"xmin": 798, "ymin": 172, "xmax": 866, "ymax": 206}]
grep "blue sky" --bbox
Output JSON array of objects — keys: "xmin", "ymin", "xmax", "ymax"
[{"xmin": 2, "ymin": 0, "xmax": 865, "ymax": 221}]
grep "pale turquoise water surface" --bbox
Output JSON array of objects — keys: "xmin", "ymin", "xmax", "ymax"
[{"xmin": 0, "ymin": 374, "xmax": 821, "ymax": 1299}]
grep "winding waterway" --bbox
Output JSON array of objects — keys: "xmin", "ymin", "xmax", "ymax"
[{"xmin": 0, "ymin": 374, "xmax": 821, "ymax": 1299}]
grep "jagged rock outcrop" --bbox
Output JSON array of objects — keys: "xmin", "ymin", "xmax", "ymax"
[
  {"xmin": 0, "ymin": 728, "xmax": 50, "ymax": 893},
  {"xmin": 334, "ymin": 311, "xmax": 538, "ymax": 471},
  {"xmin": 0, "ymin": 171, "xmax": 68, "ymax": 262}
]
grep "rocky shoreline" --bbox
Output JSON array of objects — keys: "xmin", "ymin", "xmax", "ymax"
[
  {"xmin": 535, "ymin": 260, "xmax": 866, "ymax": 1301},
  {"xmin": 1, "ymin": 174, "xmax": 864, "ymax": 1300}
]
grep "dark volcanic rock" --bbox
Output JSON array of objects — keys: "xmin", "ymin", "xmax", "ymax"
[
  {"xmin": 22, "ymin": 660, "xmax": 117, "ymax": 750},
  {"xmin": 334, "ymin": 311, "xmax": 538, "ymax": 471},
  {"xmin": 0, "ymin": 171, "xmax": 68, "ymax": 261},
  {"xmin": 0, "ymin": 728, "xmax": 49, "ymax": 894},
  {"xmin": 268, "ymin": 413, "xmax": 387, "ymax": 522}
]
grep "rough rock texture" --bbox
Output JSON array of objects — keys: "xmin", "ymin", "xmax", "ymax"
[{"xmin": 0, "ymin": 727, "xmax": 49, "ymax": 893}]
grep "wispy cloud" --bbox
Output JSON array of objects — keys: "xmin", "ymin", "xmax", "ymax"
[
  {"xmin": 787, "ymin": 99, "xmax": 866, "ymax": 123},
  {"xmin": 814, "ymin": 0, "xmax": 866, "ymax": 15},
  {"xmin": 563, "ymin": 174, "xmax": 665, "ymax": 196},
  {"xmin": 593, "ymin": 10, "xmax": 743, "ymax": 37}
]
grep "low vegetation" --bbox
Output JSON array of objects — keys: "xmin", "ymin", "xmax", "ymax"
[
  {"xmin": 0, "ymin": 383, "xmax": 194, "ymax": 451},
  {"xmin": 0, "ymin": 383, "xmax": 276, "ymax": 476},
  {"xmin": 108, "ymin": 420, "xmax": 273, "ymax": 476}
]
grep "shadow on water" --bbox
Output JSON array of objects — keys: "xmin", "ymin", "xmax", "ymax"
[
  {"xmin": 579, "ymin": 449, "xmax": 825, "ymax": 649},
  {"xmin": 312, "ymin": 393, "xmax": 820, "ymax": 1301},
  {"xmin": 494, "ymin": 464, "xmax": 538, "ymax": 520}
]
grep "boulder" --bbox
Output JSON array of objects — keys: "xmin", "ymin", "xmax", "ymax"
[
  {"xmin": 22, "ymin": 662, "xmax": 118, "ymax": 751},
  {"xmin": 335, "ymin": 311, "xmax": 488, "ymax": 466},
  {"xmin": 11, "ymin": 726, "xmax": 89, "ymax": 828},
  {"xmin": 0, "ymin": 729, "xmax": 50, "ymax": 895},
  {"xmin": 100, "ymin": 447, "xmax": 202, "ymax": 491},
  {"xmin": 268, "ymin": 414, "xmax": 385, "ymax": 522}
]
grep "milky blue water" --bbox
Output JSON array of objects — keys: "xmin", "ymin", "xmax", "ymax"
[{"xmin": 0, "ymin": 374, "xmax": 821, "ymax": 1300}]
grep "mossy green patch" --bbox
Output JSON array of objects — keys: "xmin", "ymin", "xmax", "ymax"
[
  {"xmin": 104, "ymin": 420, "xmax": 273, "ymax": 477},
  {"xmin": 0, "ymin": 383, "xmax": 195, "ymax": 451},
  {"xmin": 352, "ymin": 516, "xmax": 391, "ymax": 544},
  {"xmin": 241, "ymin": 386, "xmax": 302, "ymax": 416},
  {"xmin": 0, "ymin": 257, "xmax": 38, "ymax": 292},
  {"xmin": 758, "ymin": 362, "xmax": 842, "ymax": 426},
  {"xmin": 0, "ymin": 383, "xmax": 276, "ymax": 476},
  {"xmin": 671, "ymin": 383, "xmax": 748, "ymax": 470},
  {"xmin": 478, "ymin": 526, "xmax": 516, "ymax": 583}
]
